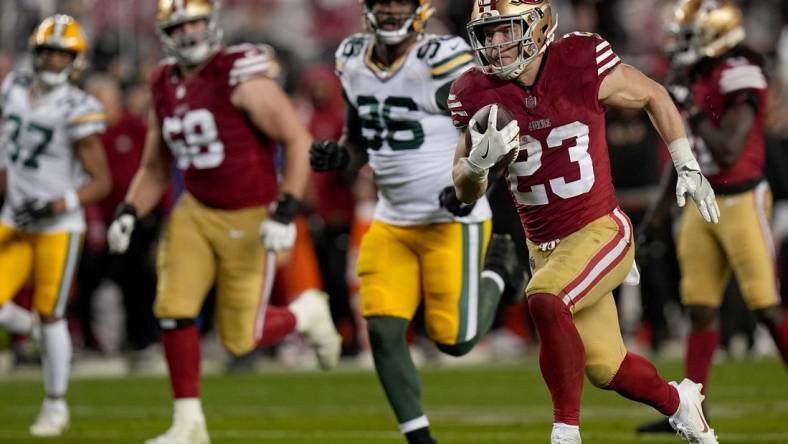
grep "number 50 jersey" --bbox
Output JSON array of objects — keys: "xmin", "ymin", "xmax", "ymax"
[
  {"xmin": 0, "ymin": 72, "xmax": 105, "ymax": 233},
  {"xmin": 149, "ymin": 44, "xmax": 279, "ymax": 210},
  {"xmin": 336, "ymin": 33, "xmax": 491, "ymax": 225}
]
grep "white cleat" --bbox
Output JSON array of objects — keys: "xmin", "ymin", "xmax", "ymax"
[
  {"xmin": 669, "ymin": 379, "xmax": 718, "ymax": 444},
  {"xmin": 551, "ymin": 422, "xmax": 581, "ymax": 444},
  {"xmin": 29, "ymin": 399, "xmax": 69, "ymax": 437},
  {"xmin": 289, "ymin": 290, "xmax": 342, "ymax": 370},
  {"xmin": 144, "ymin": 419, "xmax": 210, "ymax": 444}
]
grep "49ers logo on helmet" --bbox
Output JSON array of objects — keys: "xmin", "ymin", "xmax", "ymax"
[
  {"xmin": 478, "ymin": 0, "xmax": 496, "ymax": 14},
  {"xmin": 511, "ymin": 0, "xmax": 544, "ymax": 4}
]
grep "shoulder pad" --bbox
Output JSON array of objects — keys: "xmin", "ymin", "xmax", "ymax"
[
  {"xmin": 223, "ymin": 44, "xmax": 278, "ymax": 87},
  {"xmin": 417, "ymin": 35, "xmax": 474, "ymax": 81},
  {"xmin": 66, "ymin": 90, "xmax": 106, "ymax": 125},
  {"xmin": 335, "ymin": 33, "xmax": 370, "ymax": 75},
  {"xmin": 719, "ymin": 57, "xmax": 767, "ymax": 94}
]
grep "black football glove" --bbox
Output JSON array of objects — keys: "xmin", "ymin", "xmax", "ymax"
[
  {"xmin": 439, "ymin": 186, "xmax": 477, "ymax": 217},
  {"xmin": 13, "ymin": 199, "xmax": 55, "ymax": 227},
  {"xmin": 310, "ymin": 140, "xmax": 349, "ymax": 172}
]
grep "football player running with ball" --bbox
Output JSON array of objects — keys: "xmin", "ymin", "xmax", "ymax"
[
  {"xmin": 0, "ymin": 15, "xmax": 112, "ymax": 437},
  {"xmin": 637, "ymin": 0, "xmax": 788, "ymax": 435},
  {"xmin": 107, "ymin": 1, "xmax": 340, "ymax": 443},
  {"xmin": 310, "ymin": 1, "xmax": 525, "ymax": 443},
  {"xmin": 450, "ymin": 1, "xmax": 720, "ymax": 443}
]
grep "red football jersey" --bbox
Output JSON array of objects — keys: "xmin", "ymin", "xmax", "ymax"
[
  {"xmin": 449, "ymin": 33, "xmax": 620, "ymax": 243},
  {"xmin": 690, "ymin": 52, "xmax": 768, "ymax": 189},
  {"xmin": 149, "ymin": 44, "xmax": 279, "ymax": 210}
]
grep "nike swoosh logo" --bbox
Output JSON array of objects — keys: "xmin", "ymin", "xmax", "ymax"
[
  {"xmin": 695, "ymin": 405, "xmax": 709, "ymax": 433},
  {"xmin": 480, "ymin": 143, "xmax": 490, "ymax": 159}
]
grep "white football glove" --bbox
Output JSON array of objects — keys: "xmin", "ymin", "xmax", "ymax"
[
  {"xmin": 676, "ymin": 160, "xmax": 720, "ymax": 224},
  {"xmin": 107, "ymin": 214, "xmax": 136, "ymax": 254},
  {"xmin": 260, "ymin": 219, "xmax": 296, "ymax": 252},
  {"xmin": 467, "ymin": 104, "xmax": 520, "ymax": 171}
]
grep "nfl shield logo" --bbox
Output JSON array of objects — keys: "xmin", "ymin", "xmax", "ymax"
[
  {"xmin": 525, "ymin": 95, "xmax": 537, "ymax": 109},
  {"xmin": 176, "ymin": 85, "xmax": 186, "ymax": 99}
]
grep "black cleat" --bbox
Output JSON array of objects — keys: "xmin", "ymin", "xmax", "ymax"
[
  {"xmin": 635, "ymin": 417, "xmax": 674, "ymax": 434},
  {"xmin": 484, "ymin": 234, "xmax": 528, "ymax": 304}
]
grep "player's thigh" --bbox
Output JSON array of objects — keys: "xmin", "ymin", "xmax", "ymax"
[
  {"xmin": 210, "ymin": 205, "xmax": 268, "ymax": 356},
  {"xmin": 720, "ymin": 184, "xmax": 779, "ymax": 309},
  {"xmin": 32, "ymin": 231, "xmax": 82, "ymax": 317},
  {"xmin": 677, "ymin": 202, "xmax": 729, "ymax": 308},
  {"xmin": 154, "ymin": 195, "xmax": 216, "ymax": 319},
  {"xmin": 0, "ymin": 225, "xmax": 33, "ymax": 305},
  {"xmin": 573, "ymin": 292, "xmax": 627, "ymax": 388},
  {"xmin": 357, "ymin": 221, "xmax": 421, "ymax": 320},
  {"xmin": 422, "ymin": 220, "xmax": 491, "ymax": 345},
  {"xmin": 526, "ymin": 209, "xmax": 634, "ymax": 314}
]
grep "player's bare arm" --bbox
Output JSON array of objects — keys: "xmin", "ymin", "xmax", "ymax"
[
  {"xmin": 231, "ymin": 77, "xmax": 311, "ymax": 200},
  {"xmin": 124, "ymin": 109, "xmax": 172, "ymax": 218},
  {"xmin": 599, "ymin": 64, "xmax": 720, "ymax": 223},
  {"xmin": 65, "ymin": 133, "xmax": 111, "ymax": 212},
  {"xmin": 691, "ymin": 99, "xmax": 755, "ymax": 167}
]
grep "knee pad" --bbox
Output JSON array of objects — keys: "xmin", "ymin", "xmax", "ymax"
[{"xmin": 586, "ymin": 362, "xmax": 620, "ymax": 388}]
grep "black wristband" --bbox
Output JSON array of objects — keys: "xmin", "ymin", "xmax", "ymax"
[
  {"xmin": 114, "ymin": 202, "xmax": 138, "ymax": 220},
  {"xmin": 271, "ymin": 192, "xmax": 300, "ymax": 224}
]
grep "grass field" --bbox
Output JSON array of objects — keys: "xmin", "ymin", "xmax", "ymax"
[{"xmin": 0, "ymin": 358, "xmax": 785, "ymax": 443}]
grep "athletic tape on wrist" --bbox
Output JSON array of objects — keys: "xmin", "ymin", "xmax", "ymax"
[
  {"xmin": 63, "ymin": 189, "xmax": 80, "ymax": 212},
  {"xmin": 459, "ymin": 158, "xmax": 488, "ymax": 183},
  {"xmin": 667, "ymin": 137, "xmax": 697, "ymax": 170}
]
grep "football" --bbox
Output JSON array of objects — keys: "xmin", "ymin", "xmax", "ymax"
[{"xmin": 466, "ymin": 103, "xmax": 519, "ymax": 171}]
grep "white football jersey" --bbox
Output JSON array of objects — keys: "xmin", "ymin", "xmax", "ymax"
[
  {"xmin": 0, "ymin": 71, "xmax": 106, "ymax": 233},
  {"xmin": 336, "ymin": 33, "xmax": 491, "ymax": 225}
]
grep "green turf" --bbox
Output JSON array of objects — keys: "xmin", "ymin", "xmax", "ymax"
[{"xmin": 0, "ymin": 358, "xmax": 785, "ymax": 443}]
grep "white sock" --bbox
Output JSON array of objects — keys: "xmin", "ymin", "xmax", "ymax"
[
  {"xmin": 41, "ymin": 320, "xmax": 72, "ymax": 398},
  {"xmin": 174, "ymin": 398, "xmax": 205, "ymax": 423},
  {"xmin": 0, "ymin": 302, "xmax": 34, "ymax": 334}
]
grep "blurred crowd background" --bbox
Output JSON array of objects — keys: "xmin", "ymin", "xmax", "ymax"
[{"xmin": 0, "ymin": 0, "xmax": 787, "ymax": 375}]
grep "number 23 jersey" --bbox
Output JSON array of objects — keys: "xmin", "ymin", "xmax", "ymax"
[
  {"xmin": 149, "ymin": 44, "xmax": 278, "ymax": 210},
  {"xmin": 336, "ymin": 33, "xmax": 491, "ymax": 225},
  {"xmin": 449, "ymin": 33, "xmax": 621, "ymax": 243}
]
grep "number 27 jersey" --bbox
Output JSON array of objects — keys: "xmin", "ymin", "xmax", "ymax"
[{"xmin": 449, "ymin": 33, "xmax": 620, "ymax": 243}]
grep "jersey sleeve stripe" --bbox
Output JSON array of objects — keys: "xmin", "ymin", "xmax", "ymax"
[
  {"xmin": 233, "ymin": 54, "xmax": 271, "ymax": 68},
  {"xmin": 596, "ymin": 49, "xmax": 614, "ymax": 65},
  {"xmin": 433, "ymin": 61, "xmax": 474, "ymax": 80},
  {"xmin": 720, "ymin": 65, "xmax": 767, "ymax": 93},
  {"xmin": 68, "ymin": 112, "xmax": 106, "ymax": 125},
  {"xmin": 431, "ymin": 50, "xmax": 473, "ymax": 69},
  {"xmin": 432, "ymin": 53, "xmax": 474, "ymax": 78},
  {"xmin": 597, "ymin": 56, "xmax": 620, "ymax": 76},
  {"xmin": 595, "ymin": 41, "xmax": 611, "ymax": 52}
]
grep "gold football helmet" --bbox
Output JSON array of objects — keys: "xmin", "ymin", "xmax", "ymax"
[
  {"xmin": 156, "ymin": 0, "xmax": 223, "ymax": 66},
  {"xmin": 667, "ymin": 0, "xmax": 744, "ymax": 66},
  {"xmin": 467, "ymin": 0, "xmax": 557, "ymax": 80},
  {"xmin": 694, "ymin": 0, "xmax": 744, "ymax": 58},
  {"xmin": 29, "ymin": 15, "xmax": 87, "ymax": 86},
  {"xmin": 362, "ymin": 0, "xmax": 434, "ymax": 45}
]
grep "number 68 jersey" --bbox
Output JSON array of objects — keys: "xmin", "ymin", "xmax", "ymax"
[
  {"xmin": 336, "ymin": 33, "xmax": 491, "ymax": 225},
  {"xmin": 149, "ymin": 44, "xmax": 279, "ymax": 210},
  {"xmin": 0, "ymin": 72, "xmax": 105, "ymax": 232},
  {"xmin": 449, "ymin": 33, "xmax": 620, "ymax": 243}
]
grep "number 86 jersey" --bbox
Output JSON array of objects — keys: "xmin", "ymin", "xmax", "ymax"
[
  {"xmin": 149, "ymin": 44, "xmax": 279, "ymax": 210},
  {"xmin": 449, "ymin": 33, "xmax": 620, "ymax": 243},
  {"xmin": 336, "ymin": 33, "xmax": 491, "ymax": 225}
]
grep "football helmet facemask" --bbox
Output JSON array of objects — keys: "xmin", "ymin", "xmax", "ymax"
[
  {"xmin": 362, "ymin": 0, "xmax": 434, "ymax": 46},
  {"xmin": 157, "ymin": 0, "xmax": 223, "ymax": 67},
  {"xmin": 467, "ymin": 0, "xmax": 557, "ymax": 80},
  {"xmin": 29, "ymin": 15, "xmax": 87, "ymax": 87}
]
